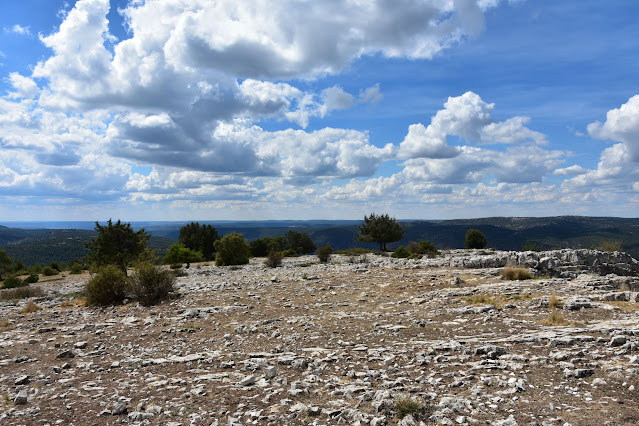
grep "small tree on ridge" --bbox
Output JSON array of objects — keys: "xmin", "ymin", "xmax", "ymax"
[{"xmin": 355, "ymin": 213, "xmax": 405, "ymax": 251}]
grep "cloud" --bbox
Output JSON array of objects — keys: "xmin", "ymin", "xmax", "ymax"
[
  {"xmin": 587, "ymin": 94, "xmax": 639, "ymax": 162},
  {"xmin": 5, "ymin": 25, "xmax": 31, "ymax": 35},
  {"xmin": 6, "ymin": 73, "xmax": 39, "ymax": 99},
  {"xmin": 398, "ymin": 91, "xmax": 546, "ymax": 159},
  {"xmin": 554, "ymin": 165, "xmax": 587, "ymax": 176}
]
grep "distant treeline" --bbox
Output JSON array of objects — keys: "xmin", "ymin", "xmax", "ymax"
[{"xmin": 1, "ymin": 216, "xmax": 638, "ymax": 266}]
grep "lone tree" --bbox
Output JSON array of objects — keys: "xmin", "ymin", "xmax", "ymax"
[
  {"xmin": 0, "ymin": 249, "xmax": 13, "ymax": 280},
  {"xmin": 85, "ymin": 219, "xmax": 149, "ymax": 275},
  {"xmin": 214, "ymin": 232, "xmax": 250, "ymax": 266},
  {"xmin": 465, "ymin": 229, "xmax": 487, "ymax": 249},
  {"xmin": 285, "ymin": 230, "xmax": 316, "ymax": 254},
  {"xmin": 355, "ymin": 213, "xmax": 405, "ymax": 251},
  {"xmin": 178, "ymin": 222, "xmax": 219, "ymax": 260},
  {"xmin": 163, "ymin": 243, "xmax": 204, "ymax": 268}
]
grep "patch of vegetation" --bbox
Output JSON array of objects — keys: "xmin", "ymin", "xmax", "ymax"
[
  {"xmin": 549, "ymin": 293, "xmax": 562, "ymax": 309},
  {"xmin": 264, "ymin": 250, "xmax": 283, "ymax": 268},
  {"xmin": 214, "ymin": 233, "xmax": 250, "ymax": 266},
  {"xmin": 597, "ymin": 240, "xmax": 623, "ymax": 252},
  {"xmin": 249, "ymin": 236, "xmax": 286, "ymax": 257},
  {"xmin": 42, "ymin": 265, "xmax": 59, "ymax": 276},
  {"xmin": 407, "ymin": 240, "xmax": 439, "ymax": 257},
  {"xmin": 501, "ymin": 266, "xmax": 532, "ymax": 280},
  {"xmin": 0, "ymin": 286, "xmax": 44, "ymax": 300},
  {"xmin": 2, "ymin": 275, "xmax": 25, "ymax": 289},
  {"xmin": 465, "ymin": 293, "xmax": 505, "ymax": 307},
  {"xmin": 391, "ymin": 246, "xmax": 411, "ymax": 258},
  {"xmin": 465, "ymin": 229, "xmax": 487, "ymax": 249},
  {"xmin": 280, "ymin": 249, "xmax": 298, "ymax": 257},
  {"xmin": 317, "ymin": 245, "xmax": 333, "ymax": 263},
  {"xmin": 542, "ymin": 309, "xmax": 568, "ymax": 326},
  {"xmin": 85, "ymin": 264, "xmax": 128, "ymax": 306},
  {"xmin": 23, "ymin": 273, "xmax": 39, "ymax": 284},
  {"xmin": 178, "ymin": 222, "xmax": 219, "ymax": 260},
  {"xmin": 128, "ymin": 262, "xmax": 176, "ymax": 306},
  {"xmin": 334, "ymin": 247, "xmax": 375, "ymax": 256},
  {"xmin": 355, "ymin": 213, "xmax": 405, "ymax": 251},
  {"xmin": 20, "ymin": 301, "xmax": 41, "ymax": 314},
  {"xmin": 392, "ymin": 397, "xmax": 433, "ymax": 421},
  {"xmin": 163, "ymin": 243, "xmax": 204, "ymax": 268},
  {"xmin": 85, "ymin": 219, "xmax": 149, "ymax": 275}
]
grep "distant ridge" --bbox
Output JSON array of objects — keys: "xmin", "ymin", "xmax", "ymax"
[{"xmin": 1, "ymin": 216, "xmax": 638, "ymax": 266}]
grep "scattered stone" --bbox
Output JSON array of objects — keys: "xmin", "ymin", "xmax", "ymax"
[{"xmin": 14, "ymin": 389, "xmax": 28, "ymax": 405}]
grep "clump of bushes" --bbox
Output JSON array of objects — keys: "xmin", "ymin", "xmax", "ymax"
[
  {"xmin": 407, "ymin": 240, "xmax": 439, "ymax": 257},
  {"xmin": 501, "ymin": 266, "xmax": 532, "ymax": 280},
  {"xmin": 597, "ymin": 240, "xmax": 623, "ymax": 252},
  {"xmin": 85, "ymin": 265, "xmax": 128, "ymax": 306},
  {"xmin": 264, "ymin": 250, "xmax": 283, "ymax": 268},
  {"xmin": 280, "ymin": 249, "xmax": 298, "ymax": 258},
  {"xmin": 465, "ymin": 229, "xmax": 487, "ymax": 249},
  {"xmin": 391, "ymin": 246, "xmax": 411, "ymax": 258},
  {"xmin": 335, "ymin": 248, "xmax": 375, "ymax": 256},
  {"xmin": 69, "ymin": 263, "xmax": 83, "ymax": 275},
  {"xmin": 0, "ymin": 286, "xmax": 44, "ymax": 301},
  {"xmin": 23, "ymin": 274, "xmax": 39, "ymax": 284},
  {"xmin": 214, "ymin": 233, "xmax": 250, "ymax": 266},
  {"xmin": 128, "ymin": 262, "xmax": 176, "ymax": 306},
  {"xmin": 317, "ymin": 245, "xmax": 333, "ymax": 263},
  {"xmin": 2, "ymin": 276, "xmax": 25, "ymax": 289},
  {"xmin": 42, "ymin": 266, "xmax": 59, "ymax": 276}
]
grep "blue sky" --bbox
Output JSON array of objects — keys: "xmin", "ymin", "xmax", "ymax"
[{"xmin": 0, "ymin": 0, "xmax": 638, "ymax": 221}]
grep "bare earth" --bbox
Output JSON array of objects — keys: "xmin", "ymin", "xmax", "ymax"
[{"xmin": 1, "ymin": 250, "xmax": 639, "ymax": 425}]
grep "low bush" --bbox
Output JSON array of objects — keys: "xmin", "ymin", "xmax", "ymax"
[
  {"xmin": 23, "ymin": 274, "xmax": 39, "ymax": 284},
  {"xmin": 264, "ymin": 250, "xmax": 283, "ymax": 268},
  {"xmin": 501, "ymin": 266, "xmax": 532, "ymax": 280},
  {"xmin": 334, "ymin": 248, "xmax": 375, "ymax": 256},
  {"xmin": 69, "ymin": 264, "xmax": 83, "ymax": 275},
  {"xmin": 317, "ymin": 245, "xmax": 333, "ymax": 263},
  {"xmin": 598, "ymin": 240, "xmax": 623, "ymax": 252},
  {"xmin": 85, "ymin": 265, "xmax": 128, "ymax": 306},
  {"xmin": 214, "ymin": 233, "xmax": 250, "ymax": 266},
  {"xmin": 465, "ymin": 229, "xmax": 487, "ymax": 249},
  {"xmin": 407, "ymin": 240, "xmax": 439, "ymax": 256},
  {"xmin": 2, "ymin": 276, "xmax": 25, "ymax": 289},
  {"xmin": 391, "ymin": 246, "xmax": 411, "ymax": 258},
  {"xmin": 128, "ymin": 262, "xmax": 176, "ymax": 306},
  {"xmin": 42, "ymin": 266, "xmax": 59, "ymax": 276},
  {"xmin": 280, "ymin": 249, "xmax": 298, "ymax": 258},
  {"xmin": 0, "ymin": 286, "xmax": 44, "ymax": 300}
]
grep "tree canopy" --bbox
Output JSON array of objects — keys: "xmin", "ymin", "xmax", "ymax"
[
  {"xmin": 465, "ymin": 229, "xmax": 487, "ymax": 249},
  {"xmin": 85, "ymin": 219, "xmax": 149, "ymax": 275},
  {"xmin": 0, "ymin": 249, "xmax": 13, "ymax": 280},
  {"xmin": 285, "ymin": 230, "xmax": 316, "ymax": 254},
  {"xmin": 355, "ymin": 213, "xmax": 405, "ymax": 251},
  {"xmin": 178, "ymin": 222, "xmax": 219, "ymax": 260},
  {"xmin": 214, "ymin": 232, "xmax": 250, "ymax": 266},
  {"xmin": 163, "ymin": 243, "xmax": 204, "ymax": 268}
]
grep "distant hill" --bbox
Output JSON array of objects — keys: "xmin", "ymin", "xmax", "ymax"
[{"xmin": 1, "ymin": 216, "xmax": 638, "ymax": 266}]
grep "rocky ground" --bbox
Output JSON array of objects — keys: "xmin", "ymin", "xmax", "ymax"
[{"xmin": 1, "ymin": 249, "xmax": 639, "ymax": 425}]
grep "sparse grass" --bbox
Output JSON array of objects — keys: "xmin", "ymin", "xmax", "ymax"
[
  {"xmin": 510, "ymin": 292, "xmax": 532, "ymax": 301},
  {"xmin": 20, "ymin": 301, "xmax": 41, "ymax": 314},
  {"xmin": 393, "ymin": 397, "xmax": 433, "ymax": 420},
  {"xmin": 302, "ymin": 273, "xmax": 309, "ymax": 280},
  {"xmin": 4, "ymin": 393, "xmax": 9, "ymax": 404},
  {"xmin": 549, "ymin": 293, "xmax": 562, "ymax": 309},
  {"xmin": 465, "ymin": 293, "xmax": 505, "ymax": 307},
  {"xmin": 60, "ymin": 298, "xmax": 87, "ymax": 309},
  {"xmin": 502, "ymin": 266, "xmax": 532, "ymax": 280},
  {"xmin": 609, "ymin": 301, "xmax": 637, "ymax": 313},
  {"xmin": 542, "ymin": 309, "xmax": 568, "ymax": 326},
  {"xmin": 335, "ymin": 248, "xmax": 375, "ymax": 256},
  {"xmin": 0, "ymin": 286, "xmax": 44, "ymax": 301},
  {"xmin": 0, "ymin": 319, "xmax": 10, "ymax": 328}
]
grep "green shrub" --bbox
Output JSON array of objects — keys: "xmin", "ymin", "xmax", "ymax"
[
  {"xmin": 23, "ymin": 274, "xmax": 39, "ymax": 284},
  {"xmin": 85, "ymin": 265, "xmax": 128, "ymax": 306},
  {"xmin": 128, "ymin": 262, "xmax": 176, "ymax": 306},
  {"xmin": 391, "ymin": 246, "xmax": 411, "ymax": 258},
  {"xmin": 334, "ymin": 248, "xmax": 375, "ymax": 255},
  {"xmin": 522, "ymin": 241, "xmax": 543, "ymax": 251},
  {"xmin": 280, "ymin": 249, "xmax": 298, "ymax": 258},
  {"xmin": 264, "ymin": 250, "xmax": 283, "ymax": 268},
  {"xmin": 0, "ymin": 286, "xmax": 43, "ymax": 301},
  {"xmin": 408, "ymin": 253, "xmax": 422, "ymax": 259},
  {"xmin": 393, "ymin": 397, "xmax": 433, "ymax": 421},
  {"xmin": 42, "ymin": 266, "xmax": 59, "ymax": 276},
  {"xmin": 317, "ymin": 245, "xmax": 333, "ymax": 263},
  {"xmin": 12, "ymin": 260, "xmax": 25, "ymax": 273},
  {"xmin": 163, "ymin": 243, "xmax": 204, "ymax": 268},
  {"xmin": 598, "ymin": 240, "xmax": 623, "ymax": 252},
  {"xmin": 214, "ymin": 233, "xmax": 250, "ymax": 266},
  {"xmin": 48, "ymin": 262, "xmax": 60, "ymax": 271},
  {"xmin": 2, "ymin": 276, "xmax": 25, "ymax": 289},
  {"xmin": 465, "ymin": 229, "xmax": 487, "ymax": 249},
  {"xmin": 69, "ymin": 264, "xmax": 83, "ymax": 275},
  {"xmin": 29, "ymin": 264, "xmax": 42, "ymax": 274},
  {"xmin": 407, "ymin": 240, "xmax": 438, "ymax": 255}
]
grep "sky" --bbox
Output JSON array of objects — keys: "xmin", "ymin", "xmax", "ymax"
[{"xmin": 0, "ymin": 0, "xmax": 638, "ymax": 221}]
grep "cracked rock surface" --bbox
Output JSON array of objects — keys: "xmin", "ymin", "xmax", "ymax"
[{"xmin": 1, "ymin": 250, "xmax": 639, "ymax": 425}]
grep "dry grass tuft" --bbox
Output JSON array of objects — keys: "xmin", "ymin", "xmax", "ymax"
[
  {"xmin": 20, "ymin": 301, "xmax": 41, "ymax": 314},
  {"xmin": 0, "ymin": 286, "xmax": 44, "ymax": 301},
  {"xmin": 549, "ymin": 293, "xmax": 562, "ymax": 309},
  {"xmin": 542, "ymin": 309, "xmax": 568, "ymax": 326},
  {"xmin": 60, "ymin": 298, "xmax": 87, "ymax": 309},
  {"xmin": 0, "ymin": 318, "xmax": 10, "ymax": 328},
  {"xmin": 502, "ymin": 266, "xmax": 532, "ymax": 280},
  {"xmin": 393, "ymin": 397, "xmax": 433, "ymax": 421},
  {"xmin": 465, "ymin": 293, "xmax": 505, "ymax": 307}
]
